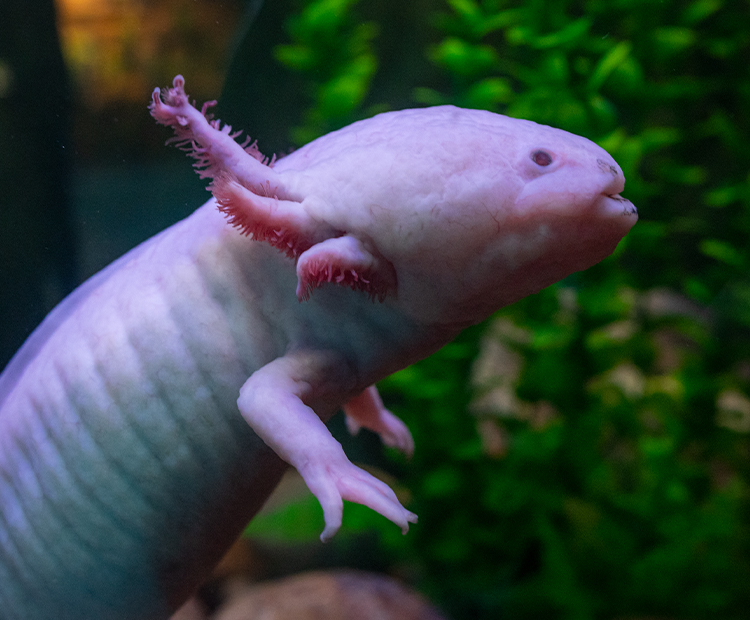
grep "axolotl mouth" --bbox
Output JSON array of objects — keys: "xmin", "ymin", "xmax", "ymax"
[
  {"xmin": 595, "ymin": 158, "xmax": 637, "ymax": 218},
  {"xmin": 601, "ymin": 192, "xmax": 637, "ymax": 216},
  {"xmin": 597, "ymin": 175, "xmax": 638, "ymax": 219}
]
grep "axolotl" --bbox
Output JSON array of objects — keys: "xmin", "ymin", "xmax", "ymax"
[{"xmin": 0, "ymin": 75, "xmax": 636, "ymax": 619}]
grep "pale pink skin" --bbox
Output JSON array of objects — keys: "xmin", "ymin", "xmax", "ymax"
[
  {"xmin": 0, "ymin": 77, "xmax": 636, "ymax": 614},
  {"xmin": 148, "ymin": 75, "xmax": 636, "ymax": 541}
]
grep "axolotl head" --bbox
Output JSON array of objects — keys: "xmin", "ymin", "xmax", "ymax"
[
  {"xmin": 150, "ymin": 79, "xmax": 637, "ymax": 328},
  {"xmin": 399, "ymin": 107, "xmax": 639, "ymax": 326},
  {"xmin": 271, "ymin": 106, "xmax": 638, "ymax": 326}
]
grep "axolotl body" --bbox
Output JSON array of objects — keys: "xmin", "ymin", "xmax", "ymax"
[{"xmin": 0, "ymin": 76, "xmax": 636, "ymax": 619}]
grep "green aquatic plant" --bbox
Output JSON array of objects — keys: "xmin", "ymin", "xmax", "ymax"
[{"xmin": 273, "ymin": 0, "xmax": 379, "ymax": 144}]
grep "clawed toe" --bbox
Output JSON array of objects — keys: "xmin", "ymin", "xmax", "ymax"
[{"xmin": 301, "ymin": 456, "xmax": 417, "ymax": 541}]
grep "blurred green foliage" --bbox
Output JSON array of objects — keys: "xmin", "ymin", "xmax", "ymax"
[
  {"xmin": 273, "ymin": 0, "xmax": 380, "ymax": 143},
  {"xmin": 248, "ymin": 0, "xmax": 750, "ymax": 618}
]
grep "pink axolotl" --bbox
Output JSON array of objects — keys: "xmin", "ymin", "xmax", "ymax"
[{"xmin": 0, "ymin": 74, "xmax": 636, "ymax": 619}]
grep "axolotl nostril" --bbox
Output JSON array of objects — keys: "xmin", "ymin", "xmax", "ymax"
[{"xmin": 0, "ymin": 74, "xmax": 636, "ymax": 618}]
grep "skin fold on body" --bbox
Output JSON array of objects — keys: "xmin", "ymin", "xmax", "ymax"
[{"xmin": 0, "ymin": 75, "xmax": 637, "ymax": 619}]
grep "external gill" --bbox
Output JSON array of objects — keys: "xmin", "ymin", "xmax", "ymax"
[
  {"xmin": 150, "ymin": 75, "xmax": 275, "ymax": 191},
  {"xmin": 296, "ymin": 236, "xmax": 397, "ymax": 303},
  {"xmin": 151, "ymin": 75, "xmax": 398, "ymax": 303},
  {"xmin": 211, "ymin": 172, "xmax": 316, "ymax": 259},
  {"xmin": 150, "ymin": 75, "xmax": 328, "ymax": 258}
]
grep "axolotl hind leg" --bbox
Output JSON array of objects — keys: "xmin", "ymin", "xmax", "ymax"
[
  {"xmin": 237, "ymin": 351, "xmax": 417, "ymax": 542},
  {"xmin": 343, "ymin": 386, "xmax": 414, "ymax": 458}
]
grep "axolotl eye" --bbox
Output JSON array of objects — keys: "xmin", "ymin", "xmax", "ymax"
[{"xmin": 531, "ymin": 149, "xmax": 554, "ymax": 167}]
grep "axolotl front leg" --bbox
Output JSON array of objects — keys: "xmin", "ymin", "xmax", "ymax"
[
  {"xmin": 238, "ymin": 350, "xmax": 416, "ymax": 541},
  {"xmin": 151, "ymin": 76, "xmax": 416, "ymax": 540}
]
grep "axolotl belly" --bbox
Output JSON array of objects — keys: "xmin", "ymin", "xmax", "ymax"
[{"xmin": 0, "ymin": 75, "xmax": 637, "ymax": 619}]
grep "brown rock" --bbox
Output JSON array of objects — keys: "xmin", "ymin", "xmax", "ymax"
[{"xmin": 213, "ymin": 569, "xmax": 449, "ymax": 620}]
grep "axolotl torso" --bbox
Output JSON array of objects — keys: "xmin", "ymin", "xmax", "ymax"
[{"xmin": 0, "ymin": 76, "xmax": 636, "ymax": 619}]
